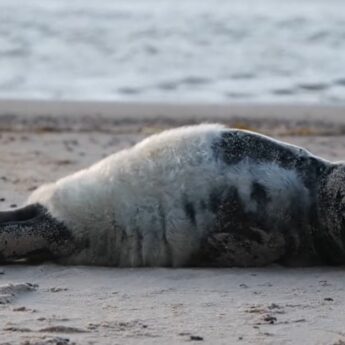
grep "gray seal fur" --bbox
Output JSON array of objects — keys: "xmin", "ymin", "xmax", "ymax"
[{"xmin": 0, "ymin": 124, "xmax": 345, "ymax": 267}]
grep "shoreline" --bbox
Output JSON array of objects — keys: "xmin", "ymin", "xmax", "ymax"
[{"xmin": 0, "ymin": 99, "xmax": 345, "ymax": 133}]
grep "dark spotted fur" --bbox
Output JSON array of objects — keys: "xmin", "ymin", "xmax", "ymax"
[
  {"xmin": 0, "ymin": 204, "xmax": 75, "ymax": 263},
  {"xmin": 200, "ymin": 129, "xmax": 345, "ymax": 266},
  {"xmin": 183, "ymin": 195, "xmax": 197, "ymax": 226},
  {"xmin": 212, "ymin": 130, "xmax": 327, "ymax": 189}
]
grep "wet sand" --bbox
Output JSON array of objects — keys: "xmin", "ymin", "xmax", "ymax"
[{"xmin": 0, "ymin": 101, "xmax": 345, "ymax": 345}]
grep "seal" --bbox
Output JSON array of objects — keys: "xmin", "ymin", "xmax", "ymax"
[{"xmin": 0, "ymin": 123, "xmax": 344, "ymax": 267}]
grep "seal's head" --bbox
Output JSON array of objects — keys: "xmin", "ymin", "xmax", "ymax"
[{"xmin": 0, "ymin": 204, "xmax": 75, "ymax": 263}]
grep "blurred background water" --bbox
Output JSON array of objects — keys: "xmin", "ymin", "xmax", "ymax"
[{"xmin": 1, "ymin": 0, "xmax": 345, "ymax": 104}]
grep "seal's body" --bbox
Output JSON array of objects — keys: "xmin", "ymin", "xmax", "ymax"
[{"xmin": 1, "ymin": 124, "xmax": 345, "ymax": 266}]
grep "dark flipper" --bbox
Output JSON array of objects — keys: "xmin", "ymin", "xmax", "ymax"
[
  {"xmin": 0, "ymin": 204, "xmax": 74, "ymax": 263},
  {"xmin": 197, "ymin": 227, "xmax": 286, "ymax": 267}
]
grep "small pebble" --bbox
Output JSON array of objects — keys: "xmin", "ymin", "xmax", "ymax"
[
  {"xmin": 49, "ymin": 287, "xmax": 68, "ymax": 293},
  {"xmin": 10, "ymin": 204, "xmax": 17, "ymax": 208},
  {"xmin": 263, "ymin": 332, "xmax": 274, "ymax": 336},
  {"xmin": 190, "ymin": 335, "xmax": 204, "ymax": 341},
  {"xmin": 324, "ymin": 297, "xmax": 334, "ymax": 302},
  {"xmin": 268, "ymin": 303, "xmax": 281, "ymax": 310},
  {"xmin": 319, "ymin": 280, "xmax": 331, "ymax": 287},
  {"xmin": 264, "ymin": 315, "xmax": 277, "ymax": 324}
]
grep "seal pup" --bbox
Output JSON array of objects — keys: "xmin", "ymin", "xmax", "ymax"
[{"xmin": 0, "ymin": 123, "xmax": 344, "ymax": 267}]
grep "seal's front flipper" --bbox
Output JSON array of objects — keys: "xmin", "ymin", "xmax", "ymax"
[
  {"xmin": 0, "ymin": 204, "xmax": 74, "ymax": 263},
  {"xmin": 198, "ymin": 227, "xmax": 286, "ymax": 267}
]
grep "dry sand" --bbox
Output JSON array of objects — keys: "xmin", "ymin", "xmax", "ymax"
[{"xmin": 1, "ymin": 101, "xmax": 345, "ymax": 345}]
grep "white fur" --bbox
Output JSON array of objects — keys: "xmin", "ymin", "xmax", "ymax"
[{"xmin": 28, "ymin": 124, "xmax": 309, "ymax": 267}]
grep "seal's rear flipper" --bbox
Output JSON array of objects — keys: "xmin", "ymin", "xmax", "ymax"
[{"xmin": 0, "ymin": 204, "xmax": 74, "ymax": 263}]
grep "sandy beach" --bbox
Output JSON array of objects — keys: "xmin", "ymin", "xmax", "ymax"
[{"xmin": 1, "ymin": 100, "xmax": 345, "ymax": 345}]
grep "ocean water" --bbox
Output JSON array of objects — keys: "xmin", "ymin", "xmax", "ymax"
[{"xmin": 1, "ymin": 0, "xmax": 345, "ymax": 103}]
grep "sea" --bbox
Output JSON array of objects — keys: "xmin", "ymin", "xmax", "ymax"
[{"xmin": 1, "ymin": 0, "xmax": 345, "ymax": 104}]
